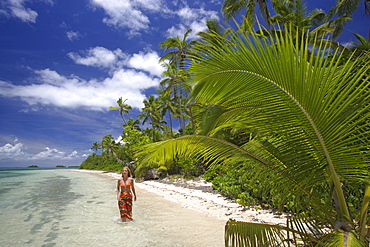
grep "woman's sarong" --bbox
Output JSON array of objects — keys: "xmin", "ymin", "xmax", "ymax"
[{"xmin": 118, "ymin": 191, "xmax": 133, "ymax": 221}]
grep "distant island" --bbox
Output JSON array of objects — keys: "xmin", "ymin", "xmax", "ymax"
[
  {"xmin": 27, "ymin": 165, "xmax": 39, "ymax": 168},
  {"xmin": 56, "ymin": 165, "xmax": 65, "ymax": 167}
]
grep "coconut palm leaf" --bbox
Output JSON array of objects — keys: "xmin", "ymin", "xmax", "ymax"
[
  {"xmin": 137, "ymin": 25, "xmax": 370, "ymax": 245},
  {"xmin": 225, "ymin": 220, "xmax": 291, "ymax": 247}
]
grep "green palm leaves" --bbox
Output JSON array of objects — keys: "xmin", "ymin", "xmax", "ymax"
[
  {"xmin": 109, "ymin": 97, "xmax": 132, "ymax": 125},
  {"xmin": 225, "ymin": 220, "xmax": 290, "ymax": 247},
  {"xmin": 191, "ymin": 27, "xmax": 369, "ymax": 237},
  {"xmin": 137, "ymin": 26, "xmax": 370, "ymax": 245}
]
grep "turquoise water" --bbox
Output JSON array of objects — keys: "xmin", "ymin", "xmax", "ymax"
[{"xmin": 0, "ymin": 168, "xmax": 225, "ymax": 247}]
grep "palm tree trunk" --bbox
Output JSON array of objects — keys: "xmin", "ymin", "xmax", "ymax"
[
  {"xmin": 174, "ymin": 83, "xmax": 185, "ymax": 135},
  {"xmin": 178, "ymin": 95, "xmax": 185, "ymax": 135},
  {"xmin": 359, "ymin": 185, "xmax": 370, "ymax": 238},
  {"xmin": 112, "ymin": 151, "xmax": 136, "ymax": 177},
  {"xmin": 168, "ymin": 111, "xmax": 174, "ymax": 137},
  {"xmin": 188, "ymin": 103, "xmax": 196, "ymax": 134}
]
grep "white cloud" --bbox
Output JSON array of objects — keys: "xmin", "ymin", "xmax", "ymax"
[
  {"xmin": 29, "ymin": 147, "xmax": 83, "ymax": 161},
  {"xmin": 68, "ymin": 151, "xmax": 78, "ymax": 158},
  {"xmin": 115, "ymin": 135, "xmax": 123, "ymax": 144},
  {"xmin": 31, "ymin": 147, "xmax": 64, "ymax": 160},
  {"xmin": 68, "ymin": 47, "xmax": 127, "ymax": 69},
  {"xmin": 90, "ymin": 0, "xmax": 149, "ymax": 33},
  {"xmin": 10, "ymin": 5, "xmax": 38, "ymax": 23},
  {"xmin": 0, "ymin": 67, "xmax": 159, "ymax": 110},
  {"xmin": 0, "ymin": 139, "xmax": 87, "ymax": 162},
  {"xmin": 88, "ymin": 1, "xmax": 219, "ymax": 38},
  {"xmin": 66, "ymin": 30, "xmax": 82, "ymax": 41},
  {"xmin": 0, "ymin": 142, "xmax": 25, "ymax": 157},
  {"xmin": 127, "ymin": 51, "xmax": 163, "ymax": 77},
  {"xmin": 166, "ymin": 7, "xmax": 219, "ymax": 39},
  {"xmin": 89, "ymin": 0, "xmax": 169, "ymax": 36},
  {"xmin": 0, "ymin": 47, "xmax": 164, "ymax": 112},
  {"xmin": 0, "ymin": 0, "xmax": 54, "ymax": 23},
  {"xmin": 177, "ymin": 6, "xmax": 199, "ymax": 20},
  {"xmin": 68, "ymin": 46, "xmax": 164, "ymax": 76},
  {"xmin": 135, "ymin": 0, "xmax": 164, "ymax": 11}
]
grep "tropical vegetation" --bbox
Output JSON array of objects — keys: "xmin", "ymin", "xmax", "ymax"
[{"xmin": 80, "ymin": 0, "xmax": 369, "ymax": 246}]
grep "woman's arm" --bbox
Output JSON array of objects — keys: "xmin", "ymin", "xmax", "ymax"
[
  {"xmin": 117, "ymin": 179, "xmax": 121, "ymax": 200},
  {"xmin": 131, "ymin": 178, "xmax": 137, "ymax": 201}
]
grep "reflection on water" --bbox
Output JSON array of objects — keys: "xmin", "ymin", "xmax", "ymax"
[{"xmin": 0, "ymin": 169, "xmax": 225, "ymax": 247}]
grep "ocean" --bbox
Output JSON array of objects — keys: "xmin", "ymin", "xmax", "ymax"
[{"xmin": 0, "ymin": 168, "xmax": 225, "ymax": 247}]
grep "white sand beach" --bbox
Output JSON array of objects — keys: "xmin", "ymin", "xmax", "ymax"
[{"xmin": 78, "ymin": 169, "xmax": 288, "ymax": 226}]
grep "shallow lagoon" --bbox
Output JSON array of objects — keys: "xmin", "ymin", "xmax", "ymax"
[{"xmin": 0, "ymin": 169, "xmax": 224, "ymax": 247}]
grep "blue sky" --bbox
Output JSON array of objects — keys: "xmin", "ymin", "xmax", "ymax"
[{"xmin": 0, "ymin": 0, "xmax": 368, "ymax": 167}]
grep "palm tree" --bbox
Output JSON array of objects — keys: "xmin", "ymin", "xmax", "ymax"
[
  {"xmin": 253, "ymin": 0, "xmax": 352, "ymax": 43},
  {"xmin": 137, "ymin": 95, "xmax": 166, "ymax": 141},
  {"xmin": 137, "ymin": 26, "xmax": 370, "ymax": 246},
  {"xmin": 159, "ymin": 28, "xmax": 196, "ymax": 68},
  {"xmin": 222, "ymin": 0, "xmax": 271, "ymax": 30},
  {"xmin": 122, "ymin": 117, "xmax": 141, "ymax": 131},
  {"xmin": 101, "ymin": 134, "xmax": 125, "ymax": 165},
  {"xmin": 159, "ymin": 62, "xmax": 189, "ymax": 133},
  {"xmin": 101, "ymin": 134, "xmax": 137, "ymax": 175},
  {"xmin": 91, "ymin": 142, "xmax": 101, "ymax": 154},
  {"xmin": 330, "ymin": 0, "xmax": 370, "ymax": 18},
  {"xmin": 222, "ymin": 0, "xmax": 368, "ymax": 41},
  {"xmin": 157, "ymin": 89, "xmax": 176, "ymax": 137},
  {"xmin": 194, "ymin": 19, "xmax": 234, "ymax": 54},
  {"xmin": 109, "ymin": 97, "xmax": 132, "ymax": 125},
  {"xmin": 160, "ymin": 29, "xmax": 196, "ymax": 134},
  {"xmin": 350, "ymin": 32, "xmax": 370, "ymax": 54}
]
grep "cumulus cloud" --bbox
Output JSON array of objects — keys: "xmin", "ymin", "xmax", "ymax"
[
  {"xmin": 89, "ymin": 0, "xmax": 170, "ymax": 36},
  {"xmin": 0, "ymin": 47, "xmax": 163, "ymax": 112},
  {"xmin": 68, "ymin": 47, "xmax": 127, "ymax": 69},
  {"xmin": 0, "ymin": 67, "xmax": 159, "ymax": 111},
  {"xmin": 90, "ymin": 0, "xmax": 150, "ymax": 34},
  {"xmin": 68, "ymin": 47, "xmax": 163, "ymax": 76},
  {"xmin": 166, "ymin": 7, "xmax": 219, "ymax": 40},
  {"xmin": 127, "ymin": 51, "xmax": 163, "ymax": 77},
  {"xmin": 88, "ymin": 0, "xmax": 218, "ymax": 38},
  {"xmin": 31, "ymin": 147, "xmax": 64, "ymax": 160},
  {"xmin": 0, "ymin": 0, "xmax": 54, "ymax": 23},
  {"xmin": 30, "ymin": 147, "xmax": 79, "ymax": 160},
  {"xmin": 0, "ymin": 142, "xmax": 25, "ymax": 158},
  {"xmin": 0, "ymin": 139, "xmax": 87, "ymax": 162}
]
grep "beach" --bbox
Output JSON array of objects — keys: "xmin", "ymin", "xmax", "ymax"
[
  {"xmin": 0, "ymin": 168, "xmax": 289, "ymax": 246},
  {"xmin": 1, "ymin": 168, "xmax": 231, "ymax": 246},
  {"xmin": 82, "ymin": 169, "xmax": 288, "ymax": 226}
]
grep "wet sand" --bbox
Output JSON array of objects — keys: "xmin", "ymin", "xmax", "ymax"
[
  {"xmin": 78, "ymin": 169, "xmax": 288, "ymax": 225},
  {"xmin": 132, "ymin": 187, "xmax": 225, "ymax": 246},
  {"xmin": 74, "ymin": 169, "xmax": 226, "ymax": 246}
]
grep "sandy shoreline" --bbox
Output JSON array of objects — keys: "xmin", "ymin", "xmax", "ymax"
[{"xmin": 76, "ymin": 169, "xmax": 288, "ymax": 226}]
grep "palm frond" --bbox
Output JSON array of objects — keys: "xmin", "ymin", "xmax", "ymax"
[
  {"xmin": 225, "ymin": 220, "xmax": 291, "ymax": 247},
  {"xmin": 138, "ymin": 23, "xmax": 370, "ymax": 246}
]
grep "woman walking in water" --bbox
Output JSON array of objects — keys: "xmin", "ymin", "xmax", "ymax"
[{"xmin": 117, "ymin": 166, "xmax": 137, "ymax": 222}]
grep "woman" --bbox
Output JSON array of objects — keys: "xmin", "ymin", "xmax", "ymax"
[{"xmin": 117, "ymin": 166, "xmax": 137, "ymax": 222}]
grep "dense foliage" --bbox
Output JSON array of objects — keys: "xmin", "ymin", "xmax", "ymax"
[{"xmin": 80, "ymin": 153, "xmax": 122, "ymax": 172}]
